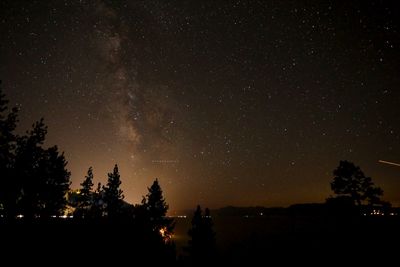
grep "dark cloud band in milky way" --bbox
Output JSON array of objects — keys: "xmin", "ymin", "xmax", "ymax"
[{"xmin": 92, "ymin": 0, "xmax": 180, "ymax": 160}]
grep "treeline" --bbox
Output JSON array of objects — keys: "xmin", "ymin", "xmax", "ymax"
[
  {"xmin": 0, "ymin": 81, "xmax": 173, "ymax": 226},
  {"xmin": 0, "ymin": 83, "xmax": 70, "ymax": 220},
  {"xmin": 0, "ymin": 82, "xmax": 217, "ymax": 264},
  {"xmin": 70, "ymin": 164, "xmax": 175, "ymax": 234}
]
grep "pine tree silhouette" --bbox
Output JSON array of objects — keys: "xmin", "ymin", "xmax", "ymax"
[
  {"xmin": 37, "ymin": 146, "xmax": 71, "ymax": 218},
  {"xmin": 187, "ymin": 205, "xmax": 217, "ymax": 263},
  {"xmin": 103, "ymin": 164, "xmax": 124, "ymax": 220},
  {"xmin": 75, "ymin": 167, "xmax": 94, "ymax": 219},
  {"xmin": 15, "ymin": 120, "xmax": 71, "ymax": 220},
  {"xmin": 143, "ymin": 179, "xmax": 175, "ymax": 238},
  {"xmin": 89, "ymin": 182, "xmax": 104, "ymax": 219},
  {"xmin": 0, "ymin": 81, "xmax": 19, "ymax": 221}
]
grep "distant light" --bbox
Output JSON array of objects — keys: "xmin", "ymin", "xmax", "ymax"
[
  {"xmin": 169, "ymin": 215, "xmax": 188, "ymax": 218},
  {"xmin": 260, "ymin": 212, "xmax": 263, "ymax": 216},
  {"xmin": 16, "ymin": 214, "xmax": 24, "ymax": 219}
]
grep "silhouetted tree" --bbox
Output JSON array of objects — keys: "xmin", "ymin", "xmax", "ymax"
[
  {"xmin": 364, "ymin": 186, "xmax": 384, "ymax": 205},
  {"xmin": 331, "ymin": 160, "xmax": 383, "ymax": 206},
  {"xmin": 0, "ymin": 81, "xmax": 18, "ymax": 220},
  {"xmin": 81, "ymin": 167, "xmax": 94, "ymax": 199},
  {"xmin": 1, "ymin": 86, "xmax": 71, "ymax": 220},
  {"xmin": 14, "ymin": 119, "xmax": 71, "ymax": 219},
  {"xmin": 103, "ymin": 164, "xmax": 124, "ymax": 219},
  {"xmin": 137, "ymin": 179, "xmax": 176, "ymax": 263},
  {"xmin": 143, "ymin": 179, "xmax": 174, "ymax": 238},
  {"xmin": 187, "ymin": 205, "xmax": 216, "ymax": 263},
  {"xmin": 37, "ymin": 146, "xmax": 71, "ymax": 218},
  {"xmin": 87, "ymin": 182, "xmax": 104, "ymax": 219},
  {"xmin": 15, "ymin": 119, "xmax": 48, "ymax": 219},
  {"xmin": 203, "ymin": 208, "xmax": 216, "ymax": 249},
  {"xmin": 74, "ymin": 167, "xmax": 94, "ymax": 218}
]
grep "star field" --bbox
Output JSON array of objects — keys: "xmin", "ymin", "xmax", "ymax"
[{"xmin": 1, "ymin": 0, "xmax": 399, "ymax": 210}]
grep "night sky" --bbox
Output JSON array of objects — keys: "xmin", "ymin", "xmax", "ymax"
[{"xmin": 1, "ymin": 0, "xmax": 399, "ymax": 211}]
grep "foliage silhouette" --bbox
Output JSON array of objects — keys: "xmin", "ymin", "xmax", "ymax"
[
  {"xmin": 89, "ymin": 182, "xmax": 105, "ymax": 219},
  {"xmin": 143, "ymin": 179, "xmax": 175, "ymax": 237},
  {"xmin": 103, "ymin": 164, "xmax": 124, "ymax": 219},
  {"xmin": 74, "ymin": 167, "xmax": 95, "ymax": 218},
  {"xmin": 81, "ymin": 167, "xmax": 94, "ymax": 200},
  {"xmin": 36, "ymin": 145, "xmax": 71, "ymax": 218},
  {"xmin": 0, "ymin": 86, "xmax": 71, "ymax": 220},
  {"xmin": 15, "ymin": 119, "xmax": 71, "ymax": 219},
  {"xmin": 331, "ymin": 160, "xmax": 383, "ymax": 206},
  {"xmin": 0, "ymin": 81, "xmax": 18, "ymax": 220},
  {"xmin": 187, "ymin": 205, "xmax": 217, "ymax": 263}
]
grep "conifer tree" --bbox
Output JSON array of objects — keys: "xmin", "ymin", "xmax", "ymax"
[
  {"xmin": 80, "ymin": 167, "xmax": 94, "ymax": 205},
  {"xmin": 187, "ymin": 205, "xmax": 216, "ymax": 262},
  {"xmin": 75, "ymin": 167, "xmax": 94, "ymax": 218},
  {"xmin": 37, "ymin": 146, "xmax": 71, "ymax": 217},
  {"xmin": 0, "ymin": 84, "xmax": 71, "ymax": 220},
  {"xmin": 0, "ymin": 81, "xmax": 18, "ymax": 220},
  {"xmin": 89, "ymin": 182, "xmax": 104, "ymax": 219},
  {"xmin": 103, "ymin": 164, "xmax": 124, "ymax": 219},
  {"xmin": 144, "ymin": 179, "xmax": 174, "ymax": 238},
  {"xmin": 16, "ymin": 120, "xmax": 71, "ymax": 219}
]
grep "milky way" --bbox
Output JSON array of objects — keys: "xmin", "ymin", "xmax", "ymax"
[
  {"xmin": 1, "ymin": 0, "xmax": 400, "ymax": 210},
  {"xmin": 92, "ymin": 1, "xmax": 181, "ymax": 160}
]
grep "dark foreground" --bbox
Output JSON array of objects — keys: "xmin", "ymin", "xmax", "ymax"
[
  {"xmin": 175, "ymin": 214, "xmax": 400, "ymax": 264},
  {"xmin": 1, "ymin": 215, "xmax": 399, "ymax": 265}
]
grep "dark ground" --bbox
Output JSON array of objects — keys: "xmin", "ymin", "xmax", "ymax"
[
  {"xmin": 1, "ymin": 214, "xmax": 399, "ymax": 265},
  {"xmin": 174, "ymin": 214, "xmax": 400, "ymax": 265}
]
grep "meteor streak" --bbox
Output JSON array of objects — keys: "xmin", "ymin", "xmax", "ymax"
[{"xmin": 378, "ymin": 160, "xmax": 400, "ymax": 167}]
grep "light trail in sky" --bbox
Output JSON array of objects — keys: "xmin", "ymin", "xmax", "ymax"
[{"xmin": 378, "ymin": 160, "xmax": 400, "ymax": 167}]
